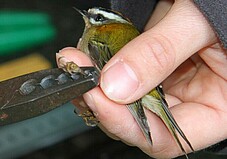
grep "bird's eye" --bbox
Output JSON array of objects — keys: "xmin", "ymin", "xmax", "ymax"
[{"xmin": 94, "ymin": 14, "xmax": 105, "ymax": 22}]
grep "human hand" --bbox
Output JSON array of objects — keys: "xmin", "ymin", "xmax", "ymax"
[{"xmin": 57, "ymin": 0, "xmax": 227, "ymax": 158}]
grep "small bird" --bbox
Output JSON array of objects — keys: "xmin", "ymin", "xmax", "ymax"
[{"xmin": 75, "ymin": 7, "xmax": 194, "ymax": 158}]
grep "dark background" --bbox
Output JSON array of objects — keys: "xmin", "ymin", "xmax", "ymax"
[{"xmin": 0, "ymin": 0, "xmax": 226, "ymax": 159}]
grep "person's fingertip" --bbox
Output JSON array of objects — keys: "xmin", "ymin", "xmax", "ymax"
[{"xmin": 56, "ymin": 47, "xmax": 93, "ymax": 66}]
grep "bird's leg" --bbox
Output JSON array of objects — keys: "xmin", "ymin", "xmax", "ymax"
[{"xmin": 74, "ymin": 108, "xmax": 99, "ymax": 127}]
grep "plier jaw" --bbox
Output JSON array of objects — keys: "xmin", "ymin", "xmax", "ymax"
[{"xmin": 0, "ymin": 66, "xmax": 99, "ymax": 126}]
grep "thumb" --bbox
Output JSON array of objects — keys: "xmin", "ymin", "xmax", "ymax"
[{"xmin": 100, "ymin": 0, "xmax": 216, "ymax": 103}]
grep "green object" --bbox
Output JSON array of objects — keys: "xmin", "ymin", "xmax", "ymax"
[
  {"xmin": 0, "ymin": 11, "xmax": 56, "ymax": 55},
  {"xmin": 0, "ymin": 26, "xmax": 55, "ymax": 54},
  {"xmin": 0, "ymin": 11, "xmax": 51, "ymax": 30}
]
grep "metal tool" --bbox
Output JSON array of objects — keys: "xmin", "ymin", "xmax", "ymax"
[{"xmin": 0, "ymin": 67, "xmax": 99, "ymax": 126}]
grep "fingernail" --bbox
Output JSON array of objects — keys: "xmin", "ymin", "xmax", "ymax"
[
  {"xmin": 83, "ymin": 93, "xmax": 97, "ymax": 112},
  {"xmin": 56, "ymin": 52, "xmax": 61, "ymax": 61},
  {"xmin": 78, "ymin": 100, "xmax": 88, "ymax": 108},
  {"xmin": 56, "ymin": 53, "xmax": 71, "ymax": 68},
  {"xmin": 101, "ymin": 61, "xmax": 139, "ymax": 101}
]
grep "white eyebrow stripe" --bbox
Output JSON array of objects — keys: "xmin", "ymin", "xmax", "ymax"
[
  {"xmin": 98, "ymin": 10, "xmax": 128, "ymax": 23},
  {"xmin": 88, "ymin": 9, "xmax": 130, "ymax": 24}
]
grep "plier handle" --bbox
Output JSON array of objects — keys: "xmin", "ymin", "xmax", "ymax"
[{"xmin": 0, "ymin": 67, "xmax": 99, "ymax": 125}]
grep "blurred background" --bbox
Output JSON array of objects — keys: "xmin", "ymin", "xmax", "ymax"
[{"xmin": 0, "ymin": 0, "xmax": 226, "ymax": 159}]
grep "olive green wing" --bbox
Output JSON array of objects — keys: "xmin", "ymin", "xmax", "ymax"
[{"xmin": 88, "ymin": 39, "xmax": 114, "ymax": 71}]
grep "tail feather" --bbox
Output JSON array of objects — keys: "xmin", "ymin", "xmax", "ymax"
[
  {"xmin": 160, "ymin": 98, "xmax": 194, "ymax": 152},
  {"xmin": 127, "ymin": 100, "xmax": 152, "ymax": 145},
  {"xmin": 141, "ymin": 88, "xmax": 194, "ymax": 158},
  {"xmin": 156, "ymin": 86, "xmax": 194, "ymax": 152},
  {"xmin": 159, "ymin": 106, "xmax": 189, "ymax": 159}
]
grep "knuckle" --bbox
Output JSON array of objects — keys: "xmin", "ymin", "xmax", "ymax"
[{"xmin": 139, "ymin": 33, "xmax": 176, "ymax": 75}]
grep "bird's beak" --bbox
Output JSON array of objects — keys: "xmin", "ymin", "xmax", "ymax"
[
  {"xmin": 73, "ymin": 7, "xmax": 90, "ymax": 27},
  {"xmin": 73, "ymin": 7, "xmax": 88, "ymax": 17}
]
